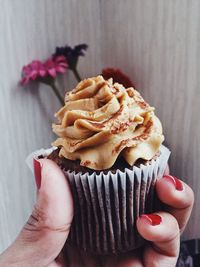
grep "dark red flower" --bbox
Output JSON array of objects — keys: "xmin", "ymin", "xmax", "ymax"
[
  {"xmin": 102, "ymin": 68, "xmax": 134, "ymax": 88},
  {"xmin": 20, "ymin": 56, "xmax": 68, "ymax": 85}
]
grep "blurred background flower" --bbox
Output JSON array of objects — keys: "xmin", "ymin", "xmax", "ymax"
[
  {"xmin": 20, "ymin": 56, "xmax": 68, "ymax": 105},
  {"xmin": 20, "ymin": 44, "xmax": 135, "ymax": 108},
  {"xmin": 102, "ymin": 67, "xmax": 134, "ymax": 88},
  {"xmin": 53, "ymin": 44, "xmax": 88, "ymax": 81}
]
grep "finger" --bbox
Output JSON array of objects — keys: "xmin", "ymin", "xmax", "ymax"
[
  {"xmin": 137, "ymin": 212, "xmax": 180, "ymax": 267},
  {"xmin": 0, "ymin": 159, "xmax": 73, "ymax": 267},
  {"xmin": 115, "ymin": 253, "xmax": 143, "ymax": 267},
  {"xmin": 64, "ymin": 245, "xmax": 100, "ymax": 267},
  {"xmin": 115, "ymin": 258, "xmax": 143, "ymax": 267},
  {"xmin": 46, "ymin": 253, "xmax": 66, "ymax": 267},
  {"xmin": 97, "ymin": 253, "xmax": 143, "ymax": 267},
  {"xmin": 47, "ymin": 260, "xmax": 64, "ymax": 267},
  {"xmin": 156, "ymin": 175, "xmax": 194, "ymax": 233}
]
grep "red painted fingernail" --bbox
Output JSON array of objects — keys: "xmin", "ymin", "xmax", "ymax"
[
  {"xmin": 163, "ymin": 175, "xmax": 184, "ymax": 191},
  {"xmin": 140, "ymin": 214, "xmax": 162, "ymax": 226},
  {"xmin": 33, "ymin": 159, "xmax": 42, "ymax": 189}
]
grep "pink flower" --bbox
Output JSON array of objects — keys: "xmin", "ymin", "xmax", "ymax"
[
  {"xmin": 20, "ymin": 60, "xmax": 46, "ymax": 85},
  {"xmin": 20, "ymin": 56, "xmax": 68, "ymax": 85},
  {"xmin": 44, "ymin": 56, "xmax": 68, "ymax": 78}
]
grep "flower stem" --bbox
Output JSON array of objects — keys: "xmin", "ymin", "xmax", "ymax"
[
  {"xmin": 72, "ymin": 68, "xmax": 82, "ymax": 82},
  {"xmin": 50, "ymin": 83, "xmax": 64, "ymax": 106}
]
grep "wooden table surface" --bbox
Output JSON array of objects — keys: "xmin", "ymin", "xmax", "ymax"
[{"xmin": 0, "ymin": 0, "xmax": 200, "ymax": 253}]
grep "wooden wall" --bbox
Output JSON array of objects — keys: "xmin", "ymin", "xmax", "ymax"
[{"xmin": 1, "ymin": 0, "xmax": 199, "ymax": 253}]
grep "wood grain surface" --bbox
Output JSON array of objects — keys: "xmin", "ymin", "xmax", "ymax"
[{"xmin": 0, "ymin": 0, "xmax": 199, "ymax": 253}]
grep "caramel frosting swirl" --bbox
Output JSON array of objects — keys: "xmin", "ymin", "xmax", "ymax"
[{"xmin": 52, "ymin": 76, "xmax": 164, "ymax": 170}]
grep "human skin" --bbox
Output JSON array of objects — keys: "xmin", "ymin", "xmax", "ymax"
[{"xmin": 0, "ymin": 159, "xmax": 194, "ymax": 267}]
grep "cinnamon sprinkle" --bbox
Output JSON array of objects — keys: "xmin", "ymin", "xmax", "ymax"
[
  {"xmin": 136, "ymin": 101, "xmax": 149, "ymax": 109},
  {"xmin": 111, "ymin": 117, "xmax": 135, "ymax": 134},
  {"xmin": 82, "ymin": 160, "xmax": 91, "ymax": 166},
  {"xmin": 128, "ymin": 89, "xmax": 149, "ymax": 109},
  {"xmin": 113, "ymin": 139, "xmax": 130, "ymax": 154},
  {"xmin": 113, "ymin": 120, "xmax": 153, "ymax": 154},
  {"xmin": 89, "ymin": 106, "xmax": 124, "ymax": 129},
  {"xmin": 69, "ymin": 140, "xmax": 82, "ymax": 147},
  {"xmin": 126, "ymin": 88, "xmax": 134, "ymax": 97}
]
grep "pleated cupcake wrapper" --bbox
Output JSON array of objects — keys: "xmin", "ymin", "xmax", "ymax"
[{"xmin": 26, "ymin": 145, "xmax": 170, "ymax": 255}]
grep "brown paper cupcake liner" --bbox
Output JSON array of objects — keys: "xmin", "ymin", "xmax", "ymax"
[
  {"xmin": 63, "ymin": 145, "xmax": 170, "ymax": 254},
  {"xmin": 26, "ymin": 145, "xmax": 170, "ymax": 255}
]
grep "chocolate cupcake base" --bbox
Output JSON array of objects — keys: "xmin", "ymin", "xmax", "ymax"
[{"xmin": 26, "ymin": 145, "xmax": 170, "ymax": 255}]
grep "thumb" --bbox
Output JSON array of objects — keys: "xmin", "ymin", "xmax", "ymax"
[{"xmin": 0, "ymin": 159, "xmax": 73, "ymax": 267}]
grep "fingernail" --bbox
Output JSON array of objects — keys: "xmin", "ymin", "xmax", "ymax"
[
  {"xmin": 140, "ymin": 214, "xmax": 162, "ymax": 226},
  {"xmin": 163, "ymin": 175, "xmax": 184, "ymax": 191},
  {"xmin": 33, "ymin": 159, "xmax": 42, "ymax": 189}
]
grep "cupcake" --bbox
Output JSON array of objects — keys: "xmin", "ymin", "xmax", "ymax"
[{"xmin": 28, "ymin": 75, "xmax": 170, "ymax": 254}]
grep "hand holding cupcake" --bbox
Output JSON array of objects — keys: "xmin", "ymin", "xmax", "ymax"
[
  {"xmin": 0, "ymin": 159, "xmax": 194, "ymax": 267},
  {"xmin": 1, "ymin": 76, "xmax": 194, "ymax": 266}
]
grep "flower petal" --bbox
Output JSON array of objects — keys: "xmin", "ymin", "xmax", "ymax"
[
  {"xmin": 39, "ymin": 69, "xmax": 46, "ymax": 77},
  {"xmin": 56, "ymin": 66, "xmax": 67, "ymax": 73},
  {"xmin": 48, "ymin": 68, "xmax": 56, "ymax": 78},
  {"xmin": 20, "ymin": 77, "xmax": 29, "ymax": 85},
  {"xmin": 30, "ymin": 70, "xmax": 38, "ymax": 80},
  {"xmin": 59, "ymin": 62, "xmax": 68, "ymax": 68},
  {"xmin": 55, "ymin": 55, "xmax": 66, "ymax": 62}
]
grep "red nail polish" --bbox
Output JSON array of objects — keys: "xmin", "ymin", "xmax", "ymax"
[
  {"xmin": 33, "ymin": 159, "xmax": 42, "ymax": 189},
  {"xmin": 140, "ymin": 214, "xmax": 162, "ymax": 226},
  {"xmin": 163, "ymin": 175, "xmax": 184, "ymax": 191}
]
